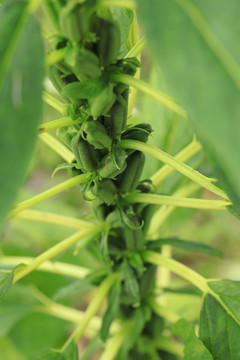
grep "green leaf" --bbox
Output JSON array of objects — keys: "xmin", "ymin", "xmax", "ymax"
[
  {"xmin": 0, "ymin": 5, "xmax": 44, "ymax": 229},
  {"xmin": 111, "ymin": 7, "xmax": 134, "ymax": 57},
  {"xmin": 62, "ymin": 78, "xmax": 105, "ymax": 99},
  {"xmin": 31, "ymin": 341, "xmax": 78, "ymax": 360},
  {"xmin": 199, "ymin": 279, "xmax": 240, "ymax": 359},
  {"xmin": 122, "ymin": 260, "xmax": 140, "ymax": 303},
  {"xmin": 137, "ymin": 0, "xmax": 240, "ymax": 211},
  {"xmin": 0, "ymin": 303, "xmax": 31, "ymax": 337},
  {"xmin": 148, "ymin": 237, "xmax": 223, "ymax": 258},
  {"xmin": 0, "ymin": 270, "xmax": 14, "ymax": 302},
  {"xmin": 172, "ymin": 319, "xmax": 213, "ymax": 360},
  {"xmin": 100, "ymin": 280, "xmax": 121, "ymax": 341}
]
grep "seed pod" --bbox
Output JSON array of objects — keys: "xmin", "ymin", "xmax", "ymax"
[
  {"xmin": 118, "ymin": 151, "xmax": 145, "ymax": 193},
  {"xmin": 121, "ymin": 123, "xmax": 152, "ymax": 142},
  {"xmin": 98, "ymin": 149, "xmax": 127, "ymax": 179},
  {"xmin": 97, "ymin": 18, "xmax": 121, "ymax": 67},
  {"xmin": 93, "ymin": 179, "xmax": 117, "ymax": 205},
  {"xmin": 90, "ymin": 85, "xmax": 116, "ymax": 119},
  {"xmin": 59, "ymin": 1, "xmax": 90, "ymax": 42},
  {"xmin": 73, "ymin": 49, "xmax": 101, "ymax": 81},
  {"xmin": 71, "ymin": 132, "xmax": 100, "ymax": 171},
  {"xmin": 124, "ymin": 227, "xmax": 144, "ymax": 251},
  {"xmin": 83, "ymin": 121, "xmax": 112, "ymax": 149},
  {"xmin": 104, "ymin": 94, "xmax": 128, "ymax": 137}
]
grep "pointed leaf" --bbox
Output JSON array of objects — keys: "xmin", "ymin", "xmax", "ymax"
[
  {"xmin": 0, "ymin": 3, "xmax": 44, "ymax": 229},
  {"xmin": 137, "ymin": 0, "xmax": 240, "ymax": 211},
  {"xmin": 172, "ymin": 319, "xmax": 213, "ymax": 360},
  {"xmin": 199, "ymin": 279, "xmax": 240, "ymax": 359}
]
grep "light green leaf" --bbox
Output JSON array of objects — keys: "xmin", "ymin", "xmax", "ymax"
[
  {"xmin": 137, "ymin": 0, "xmax": 240, "ymax": 210},
  {"xmin": 199, "ymin": 279, "xmax": 240, "ymax": 359},
  {"xmin": 0, "ymin": 3, "xmax": 44, "ymax": 229},
  {"xmin": 172, "ymin": 318, "xmax": 213, "ymax": 359}
]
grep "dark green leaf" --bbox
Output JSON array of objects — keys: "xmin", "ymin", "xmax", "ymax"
[
  {"xmin": 0, "ymin": 270, "xmax": 14, "ymax": 302},
  {"xmin": 31, "ymin": 341, "xmax": 78, "ymax": 360},
  {"xmin": 199, "ymin": 279, "xmax": 240, "ymax": 359},
  {"xmin": 0, "ymin": 9, "xmax": 44, "ymax": 229},
  {"xmin": 148, "ymin": 237, "xmax": 223, "ymax": 258},
  {"xmin": 122, "ymin": 260, "xmax": 140, "ymax": 303},
  {"xmin": 172, "ymin": 319, "xmax": 213, "ymax": 360},
  {"xmin": 137, "ymin": 0, "xmax": 240, "ymax": 211},
  {"xmin": 100, "ymin": 280, "xmax": 121, "ymax": 341}
]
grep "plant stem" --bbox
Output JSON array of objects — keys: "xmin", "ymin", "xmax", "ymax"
[
  {"xmin": 142, "ymin": 251, "xmax": 208, "ymax": 293},
  {"xmin": 38, "ymin": 116, "xmax": 75, "ymax": 133},
  {"xmin": 39, "ymin": 133, "xmax": 75, "ymax": 162},
  {"xmin": 10, "ymin": 174, "xmax": 88, "ymax": 218},
  {"xmin": 15, "ymin": 209, "xmax": 95, "ymax": 229},
  {"xmin": 111, "ymin": 74, "xmax": 187, "ymax": 118},
  {"xmin": 147, "ymin": 183, "xmax": 201, "ymax": 238},
  {"xmin": 151, "ymin": 138, "xmax": 202, "ymax": 187},
  {"xmin": 125, "ymin": 36, "xmax": 147, "ymax": 58},
  {"xmin": 46, "ymin": 48, "xmax": 67, "ymax": 66},
  {"xmin": 13, "ymin": 225, "xmax": 104, "ymax": 283},
  {"xmin": 100, "ymin": 0, "xmax": 136, "ymax": 10},
  {"xmin": 117, "ymin": 139, "xmax": 229, "ymax": 200},
  {"xmin": 1, "ymin": 256, "xmax": 90, "ymax": 279},
  {"xmin": 125, "ymin": 192, "xmax": 230, "ymax": 210},
  {"xmin": 99, "ymin": 321, "xmax": 133, "ymax": 360},
  {"xmin": 153, "ymin": 337, "xmax": 184, "ymax": 357},
  {"xmin": 42, "ymin": 91, "xmax": 65, "ymax": 113},
  {"xmin": 62, "ymin": 273, "xmax": 119, "ymax": 350},
  {"xmin": 147, "ymin": 298, "xmax": 180, "ymax": 323}
]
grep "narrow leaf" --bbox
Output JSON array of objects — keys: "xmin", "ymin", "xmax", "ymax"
[
  {"xmin": 123, "ymin": 260, "xmax": 140, "ymax": 303},
  {"xmin": 172, "ymin": 319, "xmax": 213, "ymax": 360},
  {"xmin": 148, "ymin": 237, "xmax": 223, "ymax": 258},
  {"xmin": 137, "ymin": 0, "xmax": 240, "ymax": 211},
  {"xmin": 199, "ymin": 279, "xmax": 240, "ymax": 359},
  {"xmin": 0, "ymin": 6, "xmax": 44, "ymax": 229}
]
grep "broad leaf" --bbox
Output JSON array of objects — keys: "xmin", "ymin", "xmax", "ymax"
[
  {"xmin": 172, "ymin": 319, "xmax": 213, "ymax": 359},
  {"xmin": 199, "ymin": 279, "xmax": 240, "ymax": 359},
  {"xmin": 137, "ymin": 0, "xmax": 240, "ymax": 211},
  {"xmin": 148, "ymin": 237, "xmax": 223, "ymax": 258},
  {"xmin": 0, "ymin": 1, "xmax": 44, "ymax": 229}
]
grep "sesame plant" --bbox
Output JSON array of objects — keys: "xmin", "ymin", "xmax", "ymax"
[{"xmin": 1, "ymin": 0, "xmax": 240, "ymax": 359}]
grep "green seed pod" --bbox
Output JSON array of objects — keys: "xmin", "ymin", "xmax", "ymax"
[
  {"xmin": 93, "ymin": 179, "xmax": 117, "ymax": 205},
  {"xmin": 98, "ymin": 149, "xmax": 127, "ymax": 179},
  {"xmin": 71, "ymin": 132, "xmax": 100, "ymax": 171},
  {"xmin": 83, "ymin": 121, "xmax": 112, "ymax": 149},
  {"xmin": 104, "ymin": 94, "xmax": 128, "ymax": 137},
  {"xmin": 73, "ymin": 49, "xmax": 101, "ymax": 82},
  {"xmin": 91, "ymin": 200, "xmax": 111, "ymax": 221},
  {"xmin": 124, "ymin": 227, "xmax": 144, "ymax": 251},
  {"xmin": 59, "ymin": 1, "xmax": 90, "ymax": 42},
  {"xmin": 118, "ymin": 151, "xmax": 145, "ymax": 193},
  {"xmin": 121, "ymin": 123, "xmax": 152, "ymax": 142},
  {"xmin": 90, "ymin": 85, "xmax": 116, "ymax": 119},
  {"xmin": 97, "ymin": 18, "xmax": 121, "ymax": 67}
]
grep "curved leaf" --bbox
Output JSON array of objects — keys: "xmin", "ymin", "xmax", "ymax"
[{"xmin": 137, "ymin": 0, "xmax": 240, "ymax": 210}]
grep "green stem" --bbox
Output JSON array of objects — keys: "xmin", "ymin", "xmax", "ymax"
[
  {"xmin": 117, "ymin": 139, "xmax": 229, "ymax": 200},
  {"xmin": 100, "ymin": 0, "xmax": 136, "ymax": 10},
  {"xmin": 99, "ymin": 321, "xmax": 133, "ymax": 360},
  {"xmin": 1, "ymin": 256, "xmax": 90, "ymax": 279},
  {"xmin": 147, "ymin": 298, "xmax": 180, "ymax": 323},
  {"xmin": 39, "ymin": 133, "xmax": 75, "ymax": 162},
  {"xmin": 153, "ymin": 337, "xmax": 184, "ymax": 357},
  {"xmin": 15, "ymin": 209, "xmax": 96, "ymax": 229},
  {"xmin": 147, "ymin": 183, "xmax": 201, "ymax": 238},
  {"xmin": 13, "ymin": 225, "xmax": 104, "ymax": 283},
  {"xmin": 151, "ymin": 138, "xmax": 202, "ymax": 187},
  {"xmin": 10, "ymin": 174, "xmax": 88, "ymax": 218},
  {"xmin": 46, "ymin": 48, "xmax": 67, "ymax": 66},
  {"xmin": 62, "ymin": 273, "xmax": 119, "ymax": 350},
  {"xmin": 142, "ymin": 250, "xmax": 208, "ymax": 293},
  {"xmin": 42, "ymin": 91, "xmax": 65, "ymax": 113},
  {"xmin": 125, "ymin": 192, "xmax": 230, "ymax": 210},
  {"xmin": 125, "ymin": 36, "xmax": 147, "ymax": 58},
  {"xmin": 111, "ymin": 74, "xmax": 187, "ymax": 118},
  {"xmin": 38, "ymin": 116, "xmax": 75, "ymax": 133}
]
